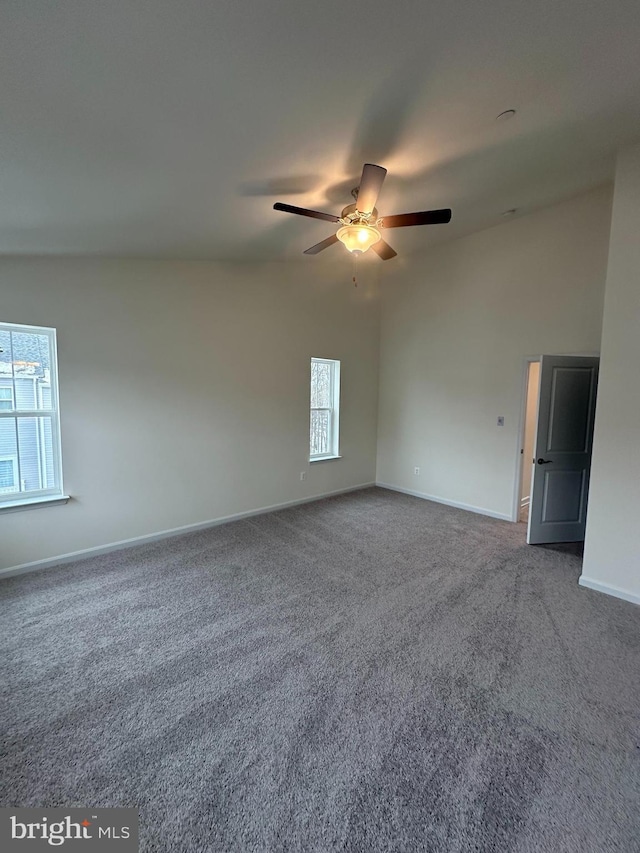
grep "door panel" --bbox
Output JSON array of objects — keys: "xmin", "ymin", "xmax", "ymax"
[
  {"xmin": 547, "ymin": 368, "xmax": 593, "ymax": 451},
  {"xmin": 527, "ymin": 355, "xmax": 599, "ymax": 544},
  {"xmin": 541, "ymin": 470, "xmax": 585, "ymax": 523}
]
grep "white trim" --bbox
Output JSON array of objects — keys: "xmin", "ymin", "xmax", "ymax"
[
  {"xmin": 376, "ymin": 482, "xmax": 512, "ymax": 521},
  {"xmin": 578, "ymin": 576, "xmax": 640, "ymax": 606},
  {"xmin": 512, "ymin": 356, "xmax": 541, "ymax": 523},
  {"xmin": 0, "ymin": 482, "xmax": 375, "ymax": 579},
  {"xmin": 0, "ymin": 494, "xmax": 70, "ymax": 514},
  {"xmin": 0, "ymin": 319, "xmax": 57, "ymax": 334},
  {"xmin": 0, "ymin": 408, "xmax": 56, "ymax": 419}
]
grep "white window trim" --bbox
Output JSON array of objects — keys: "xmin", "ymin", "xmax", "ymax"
[
  {"xmin": 310, "ymin": 357, "xmax": 341, "ymax": 462},
  {"xmin": 0, "ymin": 321, "xmax": 66, "ymax": 510},
  {"xmin": 0, "ymin": 494, "xmax": 70, "ymax": 513}
]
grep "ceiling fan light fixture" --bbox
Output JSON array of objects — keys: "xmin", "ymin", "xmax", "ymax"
[{"xmin": 336, "ymin": 223, "xmax": 381, "ymax": 254}]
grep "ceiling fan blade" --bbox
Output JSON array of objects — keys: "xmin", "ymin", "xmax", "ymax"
[
  {"xmin": 356, "ymin": 163, "xmax": 387, "ymax": 214},
  {"xmin": 273, "ymin": 202, "xmax": 339, "ymax": 223},
  {"xmin": 303, "ymin": 234, "xmax": 339, "ymax": 255},
  {"xmin": 371, "ymin": 239, "xmax": 397, "ymax": 261},
  {"xmin": 382, "ymin": 208, "xmax": 452, "ymax": 228}
]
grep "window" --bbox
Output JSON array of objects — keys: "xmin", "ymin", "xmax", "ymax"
[
  {"xmin": 310, "ymin": 357, "xmax": 340, "ymax": 460},
  {"xmin": 0, "ymin": 387, "xmax": 13, "ymax": 411},
  {"xmin": 0, "ymin": 322, "xmax": 65, "ymax": 507},
  {"xmin": 0, "ymin": 457, "xmax": 18, "ymax": 492}
]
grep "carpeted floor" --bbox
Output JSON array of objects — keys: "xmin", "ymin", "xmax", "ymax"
[{"xmin": 1, "ymin": 487, "xmax": 638, "ymax": 852}]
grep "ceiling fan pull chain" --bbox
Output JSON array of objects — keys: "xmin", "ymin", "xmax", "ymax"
[{"xmin": 352, "ymin": 253, "xmax": 358, "ymax": 287}]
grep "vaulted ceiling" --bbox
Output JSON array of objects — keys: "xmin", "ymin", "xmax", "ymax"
[{"xmin": 2, "ymin": 0, "xmax": 640, "ymax": 260}]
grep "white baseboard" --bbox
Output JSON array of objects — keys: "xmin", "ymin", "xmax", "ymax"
[
  {"xmin": 0, "ymin": 482, "xmax": 375, "ymax": 580},
  {"xmin": 578, "ymin": 576, "xmax": 640, "ymax": 606},
  {"xmin": 375, "ymin": 482, "xmax": 512, "ymax": 521}
]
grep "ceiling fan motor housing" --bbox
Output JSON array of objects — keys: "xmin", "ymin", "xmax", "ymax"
[{"xmin": 339, "ymin": 203, "xmax": 380, "ymax": 225}]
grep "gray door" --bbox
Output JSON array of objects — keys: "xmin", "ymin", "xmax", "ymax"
[{"xmin": 527, "ymin": 355, "xmax": 599, "ymax": 545}]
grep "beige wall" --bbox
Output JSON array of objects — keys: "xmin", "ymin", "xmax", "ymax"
[
  {"xmin": 0, "ymin": 259, "xmax": 380, "ymax": 571},
  {"xmin": 582, "ymin": 145, "xmax": 640, "ymax": 603},
  {"xmin": 376, "ymin": 185, "xmax": 612, "ymax": 519},
  {"xmin": 520, "ymin": 360, "xmax": 540, "ymax": 506},
  {"xmin": 2, "ymin": 182, "xmax": 629, "ymax": 590}
]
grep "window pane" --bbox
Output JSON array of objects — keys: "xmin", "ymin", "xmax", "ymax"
[
  {"xmin": 311, "ymin": 361, "xmax": 332, "ymax": 409},
  {"xmin": 0, "ymin": 328, "xmax": 53, "ymax": 411},
  {"xmin": 0, "ymin": 386, "xmax": 13, "ymax": 411},
  {"xmin": 0, "ymin": 415, "xmax": 56, "ymax": 494},
  {"xmin": 0, "ymin": 458, "xmax": 17, "ymax": 492},
  {"xmin": 310, "ymin": 409, "xmax": 330, "ymax": 456},
  {"xmin": 0, "ymin": 417, "xmax": 18, "ymax": 493}
]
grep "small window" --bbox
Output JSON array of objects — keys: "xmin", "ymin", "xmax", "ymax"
[
  {"xmin": 0, "ymin": 387, "xmax": 13, "ymax": 411},
  {"xmin": 310, "ymin": 357, "xmax": 340, "ymax": 460},
  {"xmin": 0, "ymin": 321, "xmax": 64, "ymax": 506},
  {"xmin": 0, "ymin": 457, "xmax": 18, "ymax": 492}
]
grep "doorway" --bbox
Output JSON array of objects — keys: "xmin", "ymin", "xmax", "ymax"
[
  {"xmin": 519, "ymin": 360, "xmax": 540, "ymax": 523},
  {"xmin": 515, "ymin": 355, "xmax": 599, "ymax": 545}
]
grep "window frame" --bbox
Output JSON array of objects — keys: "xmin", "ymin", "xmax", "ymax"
[
  {"xmin": 0, "ymin": 321, "xmax": 66, "ymax": 510},
  {"xmin": 309, "ymin": 357, "xmax": 341, "ymax": 462}
]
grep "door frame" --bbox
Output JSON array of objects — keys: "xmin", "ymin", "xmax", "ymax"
[
  {"xmin": 511, "ymin": 356, "xmax": 541, "ymax": 523},
  {"xmin": 510, "ymin": 352, "xmax": 600, "ymax": 524}
]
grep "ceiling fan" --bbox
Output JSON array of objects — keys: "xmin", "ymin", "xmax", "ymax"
[{"xmin": 273, "ymin": 163, "xmax": 451, "ymax": 260}]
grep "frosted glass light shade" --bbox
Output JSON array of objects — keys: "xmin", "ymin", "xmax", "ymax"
[{"xmin": 336, "ymin": 223, "xmax": 381, "ymax": 254}]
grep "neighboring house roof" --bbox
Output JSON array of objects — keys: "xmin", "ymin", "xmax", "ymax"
[{"xmin": 0, "ymin": 331, "xmax": 50, "ymax": 379}]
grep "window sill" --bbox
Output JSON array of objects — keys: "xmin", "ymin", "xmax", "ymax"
[
  {"xmin": 310, "ymin": 455, "xmax": 342, "ymax": 464},
  {"xmin": 0, "ymin": 495, "xmax": 70, "ymax": 515}
]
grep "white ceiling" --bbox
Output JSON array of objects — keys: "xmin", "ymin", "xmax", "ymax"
[{"xmin": 1, "ymin": 0, "xmax": 640, "ymax": 261}]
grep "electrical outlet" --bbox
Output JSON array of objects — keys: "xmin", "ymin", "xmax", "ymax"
[
  {"xmin": 414, "ymin": 467, "xmax": 420, "ymax": 476},
  {"xmin": 300, "ymin": 471, "xmax": 306, "ymax": 481}
]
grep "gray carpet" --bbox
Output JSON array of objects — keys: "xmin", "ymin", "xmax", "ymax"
[{"xmin": 1, "ymin": 487, "xmax": 638, "ymax": 852}]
